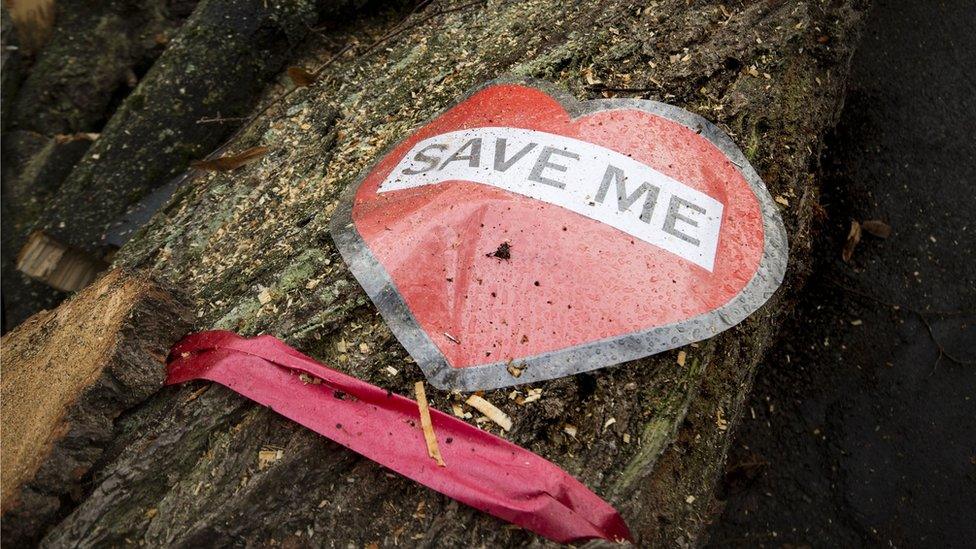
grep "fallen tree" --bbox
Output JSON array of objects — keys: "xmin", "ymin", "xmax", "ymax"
[{"xmin": 3, "ymin": 0, "xmax": 868, "ymax": 545}]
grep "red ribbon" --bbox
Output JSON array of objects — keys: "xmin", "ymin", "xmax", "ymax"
[{"xmin": 166, "ymin": 331, "xmax": 631, "ymax": 544}]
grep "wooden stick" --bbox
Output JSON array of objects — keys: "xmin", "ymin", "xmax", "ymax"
[{"xmin": 414, "ymin": 382, "xmax": 446, "ymax": 467}]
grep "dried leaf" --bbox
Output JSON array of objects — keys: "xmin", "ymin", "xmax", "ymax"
[
  {"xmin": 842, "ymin": 220, "xmax": 861, "ymax": 262},
  {"xmin": 861, "ymin": 219, "xmax": 891, "ymax": 239},
  {"xmin": 191, "ymin": 146, "xmax": 270, "ymax": 171},
  {"xmin": 287, "ymin": 66, "xmax": 317, "ymax": 87},
  {"xmin": 414, "ymin": 382, "xmax": 446, "ymax": 467}
]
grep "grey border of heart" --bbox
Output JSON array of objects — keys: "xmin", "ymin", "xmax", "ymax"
[{"xmin": 329, "ymin": 77, "xmax": 788, "ymax": 391}]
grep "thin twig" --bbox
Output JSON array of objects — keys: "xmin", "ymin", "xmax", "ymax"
[
  {"xmin": 585, "ymin": 84, "xmax": 657, "ymax": 93},
  {"xmin": 197, "ymin": 115, "xmax": 248, "ymax": 125}
]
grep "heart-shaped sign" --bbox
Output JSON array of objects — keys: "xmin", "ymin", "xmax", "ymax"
[{"xmin": 331, "ymin": 79, "xmax": 787, "ymax": 391}]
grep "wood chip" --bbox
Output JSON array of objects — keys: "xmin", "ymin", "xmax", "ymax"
[
  {"xmin": 465, "ymin": 394, "xmax": 512, "ymax": 431},
  {"xmin": 506, "ymin": 361, "xmax": 524, "ymax": 377},
  {"xmin": 563, "ymin": 424, "xmax": 578, "ymax": 437},
  {"xmin": 258, "ymin": 448, "xmax": 283, "ymax": 469},
  {"xmin": 861, "ymin": 219, "xmax": 891, "ymax": 238},
  {"xmin": 54, "ymin": 132, "xmax": 99, "ymax": 143},
  {"xmin": 677, "ymin": 350, "xmax": 687, "ymax": 366},
  {"xmin": 414, "ymin": 382, "xmax": 445, "ymax": 467},
  {"xmin": 842, "ymin": 220, "xmax": 861, "ymax": 262},
  {"xmin": 384, "ymin": 366, "xmax": 399, "ymax": 376},
  {"xmin": 191, "ymin": 146, "xmax": 270, "ymax": 171},
  {"xmin": 716, "ymin": 408, "xmax": 729, "ymax": 431},
  {"xmin": 298, "ymin": 373, "xmax": 321, "ymax": 385},
  {"xmin": 521, "ymin": 388, "xmax": 542, "ymax": 404}
]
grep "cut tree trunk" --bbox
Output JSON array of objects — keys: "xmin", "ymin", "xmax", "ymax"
[
  {"xmin": 12, "ymin": 0, "xmax": 869, "ymax": 546},
  {"xmin": 0, "ymin": 269, "xmax": 191, "ymax": 546}
]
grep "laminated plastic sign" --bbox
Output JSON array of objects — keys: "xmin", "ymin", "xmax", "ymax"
[{"xmin": 330, "ymin": 79, "xmax": 787, "ymax": 391}]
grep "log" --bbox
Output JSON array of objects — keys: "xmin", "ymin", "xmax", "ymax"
[
  {"xmin": 1, "ymin": 0, "xmax": 194, "ymax": 330},
  {"xmin": 26, "ymin": 0, "xmax": 364, "ymax": 260},
  {"xmin": 0, "ymin": 131, "xmax": 91, "ymax": 328},
  {"xmin": 4, "ymin": 0, "xmax": 360, "ymax": 330},
  {"xmin": 7, "ymin": 0, "xmax": 195, "ymax": 136},
  {"xmin": 0, "ymin": 269, "xmax": 191, "ymax": 546},
  {"xmin": 16, "ymin": 0, "xmax": 869, "ymax": 546},
  {"xmin": 1, "ymin": 4, "xmax": 25, "ymax": 130}
]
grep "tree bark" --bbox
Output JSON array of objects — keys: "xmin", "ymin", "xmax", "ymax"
[
  {"xmin": 15, "ymin": 0, "xmax": 869, "ymax": 546},
  {"xmin": 31, "ymin": 0, "xmax": 334, "ymax": 256},
  {"xmin": 7, "ymin": 0, "xmax": 196, "ymax": 137}
]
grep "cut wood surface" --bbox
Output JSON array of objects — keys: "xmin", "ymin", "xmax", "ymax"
[
  {"xmin": 8, "ymin": 0, "xmax": 869, "ymax": 546},
  {"xmin": 15, "ymin": 230, "xmax": 107, "ymax": 292},
  {"xmin": 0, "ymin": 269, "xmax": 191, "ymax": 545}
]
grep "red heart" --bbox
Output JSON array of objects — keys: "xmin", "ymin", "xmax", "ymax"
[{"xmin": 333, "ymin": 81, "xmax": 783, "ymax": 390}]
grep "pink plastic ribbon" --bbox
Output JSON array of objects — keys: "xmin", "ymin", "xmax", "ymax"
[{"xmin": 166, "ymin": 330, "xmax": 631, "ymax": 544}]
